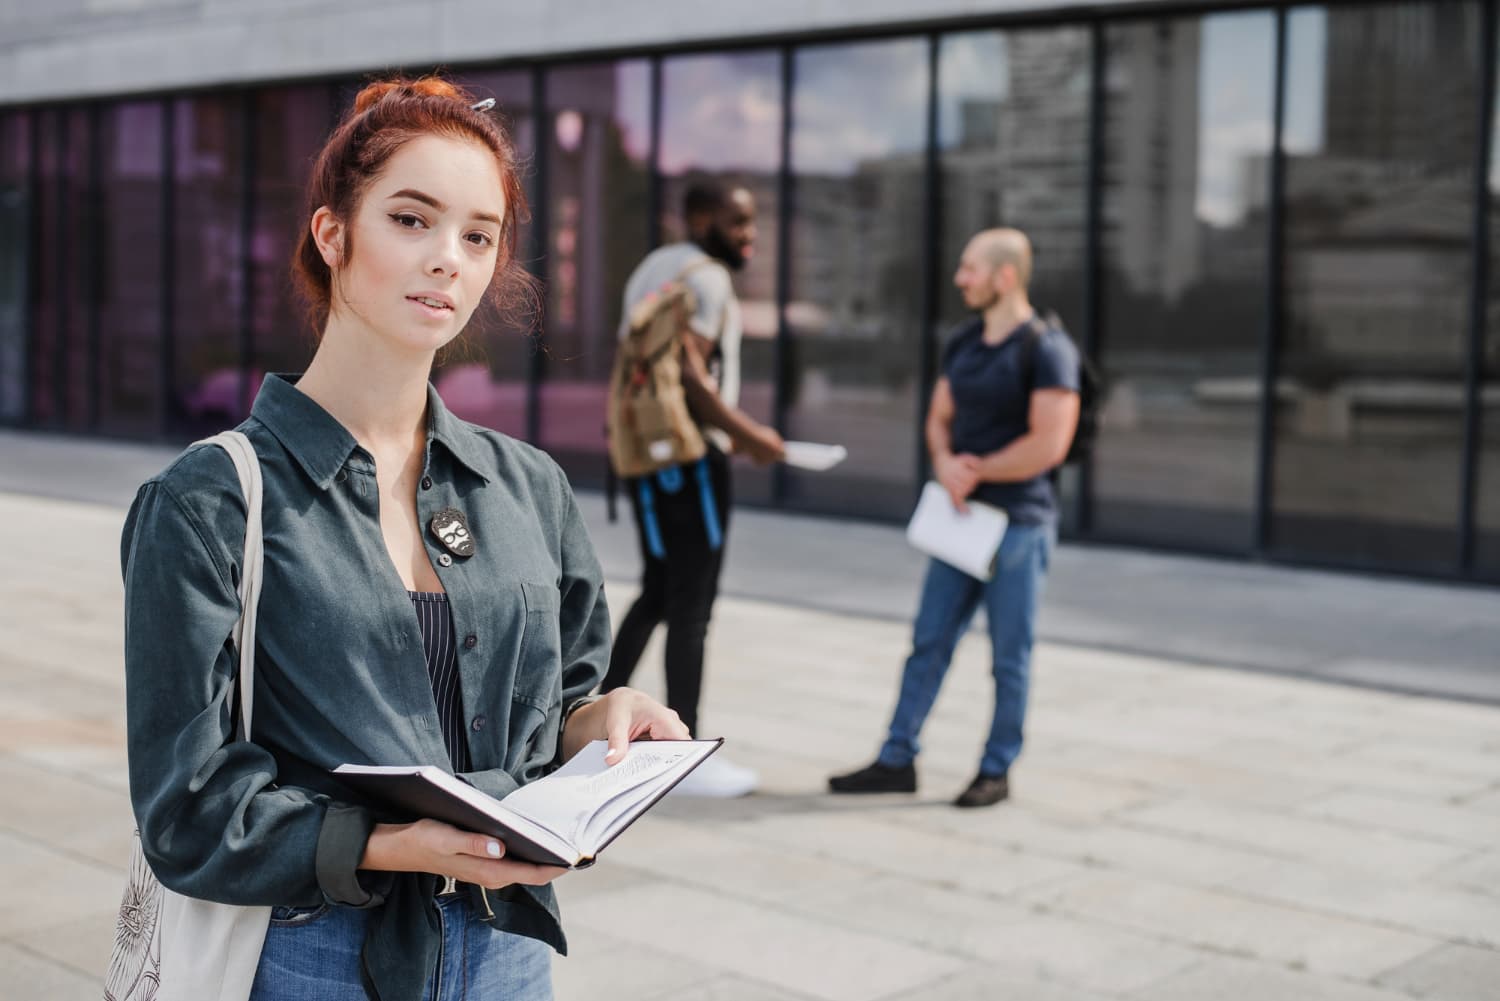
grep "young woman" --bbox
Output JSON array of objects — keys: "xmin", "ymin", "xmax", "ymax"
[{"xmin": 120, "ymin": 77, "xmax": 686, "ymax": 1000}]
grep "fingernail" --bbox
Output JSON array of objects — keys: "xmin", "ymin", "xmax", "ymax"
[{"xmin": 486, "ymin": 841, "xmax": 502, "ymax": 857}]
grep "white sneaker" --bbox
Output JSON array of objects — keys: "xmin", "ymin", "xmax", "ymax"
[{"xmin": 669, "ymin": 755, "xmax": 758, "ymax": 798}]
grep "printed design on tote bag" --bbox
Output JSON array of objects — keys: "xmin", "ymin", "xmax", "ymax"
[{"xmin": 105, "ymin": 836, "xmax": 163, "ymax": 1001}]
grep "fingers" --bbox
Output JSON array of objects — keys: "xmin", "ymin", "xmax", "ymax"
[
  {"xmin": 603, "ymin": 696, "xmax": 633, "ymax": 765},
  {"xmin": 456, "ymin": 856, "xmax": 570, "ymax": 890},
  {"xmin": 463, "ymin": 833, "xmax": 506, "ymax": 861}
]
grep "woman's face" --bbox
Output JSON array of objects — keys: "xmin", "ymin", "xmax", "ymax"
[{"xmin": 326, "ymin": 133, "xmax": 507, "ymax": 356}]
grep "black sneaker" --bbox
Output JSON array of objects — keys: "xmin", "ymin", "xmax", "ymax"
[
  {"xmin": 828, "ymin": 760, "xmax": 917, "ymax": 794},
  {"xmin": 954, "ymin": 772, "xmax": 1008, "ymax": 808}
]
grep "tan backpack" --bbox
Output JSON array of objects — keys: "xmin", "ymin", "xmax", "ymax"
[{"xmin": 606, "ymin": 258, "xmax": 721, "ymax": 478}]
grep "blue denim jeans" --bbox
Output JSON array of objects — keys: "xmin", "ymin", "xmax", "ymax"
[
  {"xmin": 249, "ymin": 895, "xmax": 553, "ymax": 1000},
  {"xmin": 879, "ymin": 521, "xmax": 1054, "ymax": 777}
]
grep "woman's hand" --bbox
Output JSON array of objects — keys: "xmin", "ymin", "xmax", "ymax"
[
  {"xmin": 360, "ymin": 818, "xmax": 567, "ymax": 889},
  {"xmin": 562, "ymin": 687, "xmax": 691, "ymax": 764}
]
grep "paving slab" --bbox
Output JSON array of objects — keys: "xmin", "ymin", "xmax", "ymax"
[
  {"xmin": 1014, "ymin": 870, "xmax": 1441, "ymax": 980},
  {"xmin": 1374, "ymin": 942, "xmax": 1500, "ymax": 1001},
  {"xmin": 1124, "ymin": 955, "xmax": 1416, "ymax": 1001}
]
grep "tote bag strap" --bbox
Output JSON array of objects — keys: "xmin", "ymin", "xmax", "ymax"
[{"xmin": 193, "ymin": 431, "xmax": 264, "ymax": 739}]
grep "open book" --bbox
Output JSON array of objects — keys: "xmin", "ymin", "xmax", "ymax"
[{"xmin": 333, "ymin": 738, "xmax": 722, "ymax": 868}]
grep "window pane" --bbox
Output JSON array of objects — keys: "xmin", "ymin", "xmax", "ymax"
[
  {"xmin": 172, "ymin": 95, "xmax": 247, "ymax": 436},
  {"xmin": 1274, "ymin": 4, "xmax": 1479, "ymax": 569},
  {"xmin": 0, "ymin": 112, "xmax": 30, "ymax": 423},
  {"xmin": 31, "ymin": 108, "xmax": 92, "ymax": 431},
  {"xmin": 786, "ymin": 38, "xmax": 929, "ymax": 517},
  {"xmin": 436, "ymin": 70, "xmax": 535, "ymax": 439},
  {"xmin": 660, "ymin": 49, "xmax": 783, "ymax": 506},
  {"xmin": 1478, "ymin": 13, "xmax": 1500, "ymax": 577},
  {"xmin": 252, "ymin": 86, "xmax": 332, "ymax": 386},
  {"xmin": 1095, "ymin": 13, "xmax": 1276, "ymax": 552},
  {"xmin": 938, "ymin": 27, "xmax": 1092, "ymax": 530},
  {"xmin": 99, "ymin": 102, "xmax": 165, "ymax": 436},
  {"xmin": 537, "ymin": 60, "xmax": 651, "ymax": 479}
]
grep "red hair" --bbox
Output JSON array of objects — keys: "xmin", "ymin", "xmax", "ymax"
[{"xmin": 292, "ymin": 76, "xmax": 534, "ymax": 336}]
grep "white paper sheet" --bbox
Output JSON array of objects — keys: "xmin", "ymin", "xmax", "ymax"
[
  {"xmin": 782, "ymin": 441, "xmax": 848, "ymax": 471},
  {"xmin": 905, "ymin": 480, "xmax": 1008, "ymax": 580}
]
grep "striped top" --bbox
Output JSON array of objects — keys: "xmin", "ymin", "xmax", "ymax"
[{"xmin": 408, "ymin": 591, "xmax": 471, "ymax": 773}]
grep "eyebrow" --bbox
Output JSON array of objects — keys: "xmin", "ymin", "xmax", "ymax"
[{"xmin": 389, "ymin": 188, "xmax": 503, "ymax": 227}]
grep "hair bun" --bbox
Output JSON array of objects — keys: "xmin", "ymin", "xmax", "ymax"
[{"xmin": 352, "ymin": 76, "xmax": 470, "ymax": 115}]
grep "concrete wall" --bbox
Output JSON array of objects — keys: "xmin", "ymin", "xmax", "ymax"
[{"xmin": 0, "ymin": 0, "xmax": 1169, "ymax": 106}]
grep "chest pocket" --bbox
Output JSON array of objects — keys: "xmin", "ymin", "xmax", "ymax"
[{"xmin": 507, "ymin": 580, "xmax": 564, "ymax": 771}]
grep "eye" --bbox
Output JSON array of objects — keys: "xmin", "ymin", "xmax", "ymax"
[
  {"xmin": 389, "ymin": 212, "xmax": 425, "ymax": 230},
  {"xmin": 466, "ymin": 231, "xmax": 496, "ymax": 249}
]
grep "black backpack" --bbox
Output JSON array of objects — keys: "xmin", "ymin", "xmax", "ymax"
[{"xmin": 1022, "ymin": 310, "xmax": 1103, "ymax": 465}]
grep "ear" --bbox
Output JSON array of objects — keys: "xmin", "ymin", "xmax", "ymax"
[{"xmin": 310, "ymin": 206, "xmax": 344, "ymax": 268}]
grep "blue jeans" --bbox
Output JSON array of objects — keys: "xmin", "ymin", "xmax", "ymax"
[
  {"xmin": 249, "ymin": 895, "xmax": 552, "ymax": 1000},
  {"xmin": 879, "ymin": 521, "xmax": 1054, "ymax": 777}
]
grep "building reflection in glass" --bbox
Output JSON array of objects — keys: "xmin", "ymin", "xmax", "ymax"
[
  {"xmin": 786, "ymin": 38, "xmax": 929, "ymax": 517},
  {"xmin": 171, "ymin": 95, "xmax": 247, "ymax": 436},
  {"xmin": 0, "ymin": 112, "xmax": 31, "ymax": 423},
  {"xmin": 249, "ymin": 86, "xmax": 332, "ymax": 392},
  {"xmin": 1096, "ymin": 13, "xmax": 1275, "ymax": 552},
  {"xmin": 537, "ymin": 60, "xmax": 651, "ymax": 475},
  {"xmin": 99, "ymin": 102, "xmax": 166, "ymax": 436},
  {"xmin": 659, "ymin": 49, "xmax": 783, "ymax": 505},
  {"xmin": 1274, "ymin": 3, "xmax": 1480, "ymax": 569},
  {"xmin": 31, "ymin": 108, "xmax": 93, "ymax": 431},
  {"xmin": 1478, "ymin": 12, "xmax": 1500, "ymax": 577}
]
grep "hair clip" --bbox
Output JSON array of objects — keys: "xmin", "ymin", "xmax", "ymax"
[{"xmin": 470, "ymin": 98, "xmax": 496, "ymax": 112}]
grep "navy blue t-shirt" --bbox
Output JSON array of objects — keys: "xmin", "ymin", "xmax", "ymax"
[{"xmin": 942, "ymin": 315, "xmax": 1080, "ymax": 524}]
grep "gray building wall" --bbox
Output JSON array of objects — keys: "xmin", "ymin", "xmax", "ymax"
[{"xmin": 0, "ymin": 0, "xmax": 1176, "ymax": 105}]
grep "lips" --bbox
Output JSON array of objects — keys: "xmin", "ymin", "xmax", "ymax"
[{"xmin": 407, "ymin": 295, "xmax": 453, "ymax": 311}]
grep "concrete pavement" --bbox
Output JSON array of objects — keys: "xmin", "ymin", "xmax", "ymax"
[{"xmin": 0, "ymin": 430, "xmax": 1498, "ymax": 998}]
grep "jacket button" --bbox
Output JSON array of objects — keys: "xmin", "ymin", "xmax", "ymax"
[
  {"xmin": 471, "ymin": 715, "xmax": 486, "ymax": 732},
  {"xmin": 437, "ymin": 553, "xmax": 453, "ymax": 568},
  {"xmin": 421, "ymin": 476, "xmax": 433, "ymax": 490},
  {"xmin": 464, "ymin": 634, "xmax": 478, "ymax": 649}
]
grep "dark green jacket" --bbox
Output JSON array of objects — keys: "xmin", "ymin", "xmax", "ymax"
[{"xmin": 121, "ymin": 374, "xmax": 608, "ymax": 1000}]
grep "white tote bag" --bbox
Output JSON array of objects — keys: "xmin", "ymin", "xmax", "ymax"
[{"xmin": 106, "ymin": 431, "xmax": 273, "ymax": 1001}]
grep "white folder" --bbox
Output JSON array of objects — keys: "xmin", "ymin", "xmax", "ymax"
[{"xmin": 905, "ymin": 480, "xmax": 1008, "ymax": 581}]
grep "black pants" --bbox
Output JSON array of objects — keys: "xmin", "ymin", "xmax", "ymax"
[{"xmin": 602, "ymin": 448, "xmax": 731, "ymax": 736}]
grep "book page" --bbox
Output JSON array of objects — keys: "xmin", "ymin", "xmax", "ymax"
[{"xmin": 501, "ymin": 740, "xmax": 711, "ymax": 849}]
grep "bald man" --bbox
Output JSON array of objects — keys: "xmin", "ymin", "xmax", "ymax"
[{"xmin": 830, "ymin": 228, "xmax": 1080, "ymax": 807}]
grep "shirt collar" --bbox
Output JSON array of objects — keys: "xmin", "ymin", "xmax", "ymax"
[
  {"xmin": 424, "ymin": 383, "xmax": 493, "ymax": 484},
  {"xmin": 250, "ymin": 375, "xmax": 492, "ymax": 489},
  {"xmin": 251, "ymin": 374, "xmax": 361, "ymax": 490}
]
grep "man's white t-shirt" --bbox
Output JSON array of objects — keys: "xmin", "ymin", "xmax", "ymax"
[{"xmin": 619, "ymin": 242, "xmax": 742, "ymax": 452}]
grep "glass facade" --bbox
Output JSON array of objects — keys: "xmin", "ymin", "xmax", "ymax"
[
  {"xmin": 786, "ymin": 39, "xmax": 929, "ymax": 518},
  {"xmin": 3, "ymin": 2, "xmax": 1500, "ymax": 581},
  {"xmin": 1479, "ymin": 11, "xmax": 1500, "ymax": 579},
  {"xmin": 1097, "ymin": 13, "xmax": 1276, "ymax": 552},
  {"xmin": 252, "ymin": 86, "xmax": 333, "ymax": 383},
  {"xmin": 0, "ymin": 112, "xmax": 29, "ymax": 423},
  {"xmin": 98, "ymin": 102, "xmax": 166, "ymax": 436},
  {"xmin": 1274, "ymin": 4, "xmax": 1480, "ymax": 571},
  {"xmin": 171, "ymin": 95, "xmax": 248, "ymax": 437}
]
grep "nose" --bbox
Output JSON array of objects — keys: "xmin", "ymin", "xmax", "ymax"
[{"xmin": 428, "ymin": 233, "xmax": 462, "ymax": 279}]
